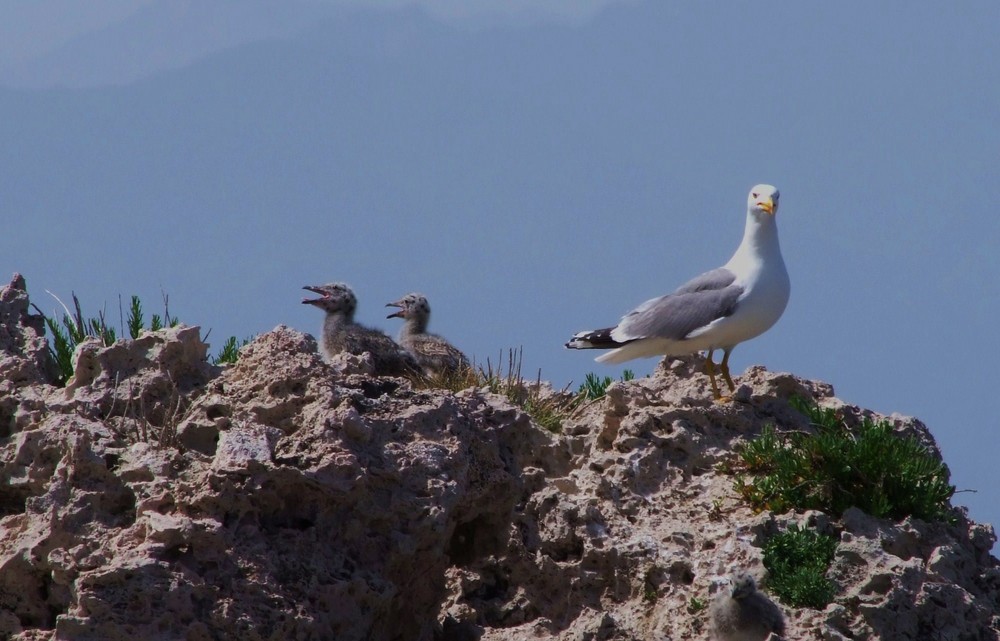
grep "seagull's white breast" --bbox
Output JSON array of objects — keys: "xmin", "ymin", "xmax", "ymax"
[{"xmin": 690, "ymin": 217, "xmax": 790, "ymax": 350}]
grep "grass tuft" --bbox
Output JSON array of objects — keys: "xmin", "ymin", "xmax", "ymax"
[
  {"xmin": 731, "ymin": 397, "xmax": 955, "ymax": 522},
  {"xmin": 478, "ymin": 347, "xmax": 577, "ymax": 432},
  {"xmin": 577, "ymin": 369, "xmax": 635, "ymax": 400},
  {"xmin": 410, "ymin": 363, "xmax": 481, "ymax": 393},
  {"xmin": 762, "ymin": 524, "xmax": 837, "ymax": 608},
  {"xmin": 407, "ymin": 348, "xmax": 577, "ymax": 432}
]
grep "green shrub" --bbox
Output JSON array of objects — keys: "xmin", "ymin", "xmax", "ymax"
[
  {"xmin": 577, "ymin": 369, "xmax": 635, "ymax": 400},
  {"xmin": 763, "ymin": 524, "xmax": 837, "ymax": 608},
  {"xmin": 733, "ymin": 397, "xmax": 955, "ymax": 522}
]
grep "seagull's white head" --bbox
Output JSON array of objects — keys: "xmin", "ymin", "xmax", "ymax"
[{"xmin": 748, "ymin": 184, "xmax": 780, "ymax": 217}]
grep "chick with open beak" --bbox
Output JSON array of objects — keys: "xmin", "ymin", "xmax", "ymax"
[{"xmin": 302, "ymin": 282, "xmax": 418, "ymax": 376}]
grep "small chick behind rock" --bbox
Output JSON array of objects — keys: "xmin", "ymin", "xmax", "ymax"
[
  {"xmin": 386, "ymin": 293, "xmax": 470, "ymax": 377},
  {"xmin": 302, "ymin": 282, "xmax": 418, "ymax": 376},
  {"xmin": 708, "ymin": 572, "xmax": 785, "ymax": 641}
]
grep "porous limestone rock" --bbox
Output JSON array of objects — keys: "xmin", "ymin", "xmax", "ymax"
[
  {"xmin": 0, "ymin": 274, "xmax": 58, "ymax": 436},
  {"xmin": 0, "ymin": 278, "xmax": 997, "ymax": 640}
]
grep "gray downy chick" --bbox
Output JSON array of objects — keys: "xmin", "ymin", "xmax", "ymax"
[
  {"xmin": 302, "ymin": 282, "xmax": 418, "ymax": 376},
  {"xmin": 708, "ymin": 572, "xmax": 785, "ymax": 641},
  {"xmin": 386, "ymin": 292, "xmax": 470, "ymax": 376}
]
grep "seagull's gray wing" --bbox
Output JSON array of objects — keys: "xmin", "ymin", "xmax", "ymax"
[
  {"xmin": 673, "ymin": 267, "xmax": 738, "ymax": 295},
  {"xmin": 612, "ymin": 268, "xmax": 743, "ymax": 341}
]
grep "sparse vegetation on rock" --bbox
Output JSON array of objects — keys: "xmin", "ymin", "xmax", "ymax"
[
  {"xmin": 476, "ymin": 347, "xmax": 576, "ymax": 432},
  {"xmin": 577, "ymin": 369, "xmax": 635, "ymax": 400},
  {"xmin": 38, "ymin": 290, "xmax": 250, "ymax": 382}
]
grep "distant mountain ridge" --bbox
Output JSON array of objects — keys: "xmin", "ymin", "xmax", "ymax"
[
  {"xmin": 0, "ymin": 0, "xmax": 632, "ymax": 89},
  {"xmin": 0, "ymin": 0, "xmax": 333, "ymax": 88}
]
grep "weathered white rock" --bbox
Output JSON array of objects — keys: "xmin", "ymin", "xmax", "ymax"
[{"xmin": 212, "ymin": 421, "xmax": 281, "ymax": 472}]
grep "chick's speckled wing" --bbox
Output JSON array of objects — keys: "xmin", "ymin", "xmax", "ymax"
[{"xmin": 412, "ymin": 335, "xmax": 470, "ymax": 373}]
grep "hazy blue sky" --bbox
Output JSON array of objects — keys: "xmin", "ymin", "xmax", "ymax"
[{"xmin": 2, "ymin": 1, "xmax": 998, "ymax": 543}]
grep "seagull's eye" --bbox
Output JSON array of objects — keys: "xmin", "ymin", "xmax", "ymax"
[{"xmin": 751, "ymin": 192, "xmax": 758, "ymax": 198}]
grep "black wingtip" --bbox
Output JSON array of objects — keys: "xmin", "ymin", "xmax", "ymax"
[{"xmin": 566, "ymin": 327, "xmax": 624, "ymax": 350}]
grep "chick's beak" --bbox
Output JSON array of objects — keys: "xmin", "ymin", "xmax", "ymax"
[
  {"xmin": 302, "ymin": 285, "xmax": 327, "ymax": 305},
  {"xmin": 386, "ymin": 301, "xmax": 405, "ymax": 319}
]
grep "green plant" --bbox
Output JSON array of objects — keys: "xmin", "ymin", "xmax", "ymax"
[
  {"xmin": 687, "ymin": 595, "xmax": 707, "ymax": 614},
  {"xmin": 41, "ymin": 292, "xmax": 118, "ymax": 385},
  {"xmin": 41, "ymin": 291, "xmax": 245, "ymax": 383},
  {"xmin": 577, "ymin": 369, "xmax": 635, "ymax": 400},
  {"xmin": 123, "ymin": 293, "xmax": 178, "ymax": 338},
  {"xmin": 126, "ymin": 295, "xmax": 144, "ymax": 339},
  {"xmin": 43, "ymin": 314, "xmax": 75, "ymax": 383},
  {"xmin": 763, "ymin": 524, "xmax": 837, "ymax": 608},
  {"xmin": 212, "ymin": 335, "xmax": 254, "ymax": 365},
  {"xmin": 732, "ymin": 397, "xmax": 955, "ymax": 522}
]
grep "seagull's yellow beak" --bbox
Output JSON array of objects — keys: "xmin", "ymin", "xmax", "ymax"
[{"xmin": 757, "ymin": 198, "xmax": 775, "ymax": 214}]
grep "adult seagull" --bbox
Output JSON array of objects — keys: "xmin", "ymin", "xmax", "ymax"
[{"xmin": 566, "ymin": 184, "xmax": 790, "ymax": 400}]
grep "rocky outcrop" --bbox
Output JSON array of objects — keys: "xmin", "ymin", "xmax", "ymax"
[
  {"xmin": 0, "ymin": 274, "xmax": 58, "ymax": 438},
  {"xmin": 0, "ymin": 276, "xmax": 997, "ymax": 640}
]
